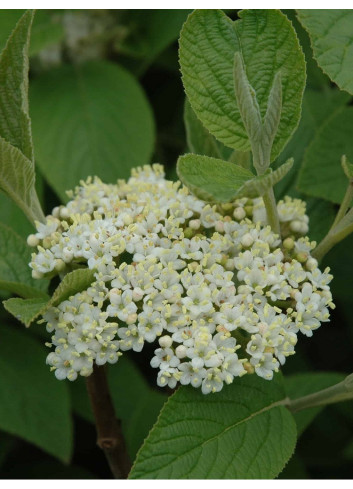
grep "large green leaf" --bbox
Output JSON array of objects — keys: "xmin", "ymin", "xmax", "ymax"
[
  {"xmin": 179, "ymin": 9, "xmax": 305, "ymax": 161},
  {"xmin": 274, "ymin": 87, "xmax": 350, "ymax": 203},
  {"xmin": 70, "ymin": 356, "xmax": 166, "ymax": 460},
  {"xmin": 30, "ymin": 61, "xmax": 155, "ymax": 201},
  {"xmin": 0, "ymin": 10, "xmax": 34, "ymax": 161},
  {"xmin": 0, "ymin": 325, "xmax": 72, "ymax": 462},
  {"xmin": 297, "ymin": 107, "xmax": 353, "ymax": 204},
  {"xmin": 0, "ymin": 10, "xmax": 44, "ymax": 224},
  {"xmin": 0, "ymin": 223, "xmax": 48, "ymax": 298},
  {"xmin": 129, "ymin": 374, "xmax": 296, "ymax": 479},
  {"xmin": 285, "ymin": 372, "xmax": 346, "ymax": 435},
  {"xmin": 177, "ymin": 153, "xmax": 292, "ymax": 203},
  {"xmin": 297, "ymin": 10, "xmax": 353, "ymax": 95}
]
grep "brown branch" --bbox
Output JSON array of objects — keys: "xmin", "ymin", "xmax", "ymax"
[{"xmin": 86, "ymin": 364, "xmax": 131, "ymax": 479}]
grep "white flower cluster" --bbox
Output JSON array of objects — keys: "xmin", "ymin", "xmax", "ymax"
[{"xmin": 28, "ymin": 165, "xmax": 334, "ymax": 393}]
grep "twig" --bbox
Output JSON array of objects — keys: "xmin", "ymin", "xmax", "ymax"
[{"xmin": 86, "ymin": 364, "xmax": 131, "ymax": 479}]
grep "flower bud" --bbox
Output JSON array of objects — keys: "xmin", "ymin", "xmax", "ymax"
[
  {"xmin": 159, "ymin": 335, "xmax": 172, "ymax": 348},
  {"xmin": 233, "ymin": 207, "xmax": 246, "ymax": 221},
  {"xmin": 27, "ymin": 234, "xmax": 39, "ymax": 247},
  {"xmin": 306, "ymin": 257, "xmax": 318, "ymax": 271},
  {"xmin": 296, "ymin": 252, "xmax": 308, "ymax": 263},
  {"xmin": 126, "ymin": 313, "xmax": 138, "ymax": 325},
  {"xmin": 183, "ymin": 227, "xmax": 194, "ymax": 239},
  {"xmin": 189, "ymin": 219, "xmax": 201, "ymax": 230},
  {"xmin": 132, "ymin": 287, "xmax": 144, "ymax": 301},
  {"xmin": 42, "ymin": 237, "xmax": 52, "ymax": 249},
  {"xmin": 60, "ymin": 207, "xmax": 70, "ymax": 219},
  {"xmin": 175, "ymin": 345, "xmax": 187, "ymax": 359},
  {"xmin": 54, "ymin": 259, "xmax": 66, "ymax": 272},
  {"xmin": 32, "ymin": 269, "xmax": 44, "ymax": 279},
  {"xmin": 283, "ymin": 237, "xmax": 294, "ymax": 250},
  {"xmin": 215, "ymin": 220, "xmax": 225, "ymax": 233},
  {"xmin": 241, "ymin": 233, "xmax": 254, "ymax": 248},
  {"xmin": 290, "ymin": 220, "xmax": 303, "ymax": 233},
  {"xmin": 52, "ymin": 206, "xmax": 61, "ymax": 218}
]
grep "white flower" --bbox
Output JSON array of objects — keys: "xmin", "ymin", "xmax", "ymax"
[
  {"xmin": 178, "ymin": 362, "xmax": 206, "ymax": 387},
  {"xmin": 182, "ymin": 284, "xmax": 214, "ymax": 317},
  {"xmin": 118, "ymin": 325, "xmax": 144, "ymax": 352},
  {"xmin": 221, "ymin": 353, "xmax": 246, "ymax": 383},
  {"xmin": 251, "ymin": 353, "xmax": 279, "ymax": 380},
  {"xmin": 201, "ymin": 368, "xmax": 224, "ymax": 394},
  {"xmin": 137, "ymin": 309, "xmax": 165, "ymax": 342},
  {"xmin": 150, "ymin": 347, "xmax": 180, "ymax": 370}
]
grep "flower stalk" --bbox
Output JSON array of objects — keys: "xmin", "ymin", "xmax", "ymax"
[
  {"xmin": 86, "ymin": 365, "xmax": 131, "ymax": 479},
  {"xmin": 312, "ymin": 182, "xmax": 353, "ymax": 262},
  {"xmin": 286, "ymin": 373, "xmax": 353, "ymax": 413}
]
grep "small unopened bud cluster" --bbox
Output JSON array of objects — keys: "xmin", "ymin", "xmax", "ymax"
[{"xmin": 28, "ymin": 165, "xmax": 334, "ymax": 393}]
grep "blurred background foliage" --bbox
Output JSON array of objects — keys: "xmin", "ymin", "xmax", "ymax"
[{"xmin": 0, "ymin": 9, "xmax": 352, "ymax": 479}]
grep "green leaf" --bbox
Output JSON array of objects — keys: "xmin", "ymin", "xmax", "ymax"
[
  {"xmin": 4, "ymin": 268, "xmax": 94, "ymax": 327},
  {"xmin": 285, "ymin": 372, "xmax": 345, "ymax": 435},
  {"xmin": 232, "ymin": 51, "xmax": 262, "ymax": 147},
  {"xmin": 0, "ymin": 223, "xmax": 48, "ymax": 298},
  {"xmin": 3, "ymin": 297, "xmax": 48, "ymax": 327},
  {"xmin": 274, "ymin": 87, "xmax": 350, "ymax": 199},
  {"xmin": 283, "ymin": 10, "xmax": 329, "ymax": 91},
  {"xmin": 0, "ymin": 193, "xmax": 37, "ymax": 238},
  {"xmin": 297, "ymin": 107, "xmax": 353, "ymax": 204},
  {"xmin": 179, "ymin": 9, "xmax": 305, "ymax": 161},
  {"xmin": 177, "ymin": 154, "xmax": 254, "ymax": 202},
  {"xmin": 30, "ymin": 61, "xmax": 155, "ymax": 201},
  {"xmin": 263, "ymin": 71, "xmax": 282, "ymax": 152},
  {"xmin": 0, "ymin": 10, "xmax": 34, "ymax": 161},
  {"xmin": 0, "ymin": 325, "xmax": 72, "ymax": 462},
  {"xmin": 70, "ymin": 356, "xmax": 166, "ymax": 460},
  {"xmin": 0, "ymin": 10, "xmax": 45, "ymax": 224},
  {"xmin": 50, "ymin": 268, "xmax": 95, "ymax": 307},
  {"xmin": 129, "ymin": 374, "xmax": 296, "ymax": 479},
  {"xmin": 177, "ymin": 154, "xmax": 292, "ymax": 203},
  {"xmin": 342, "ymin": 155, "xmax": 353, "ymax": 180},
  {"xmin": 0, "ymin": 136, "xmax": 44, "ymax": 224},
  {"xmin": 233, "ymin": 52, "xmax": 282, "ymax": 171},
  {"xmin": 0, "ymin": 169, "xmax": 44, "ymax": 238},
  {"xmin": 297, "ymin": 10, "xmax": 353, "ymax": 95},
  {"xmin": 184, "ymin": 99, "xmax": 233, "ymax": 160}
]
